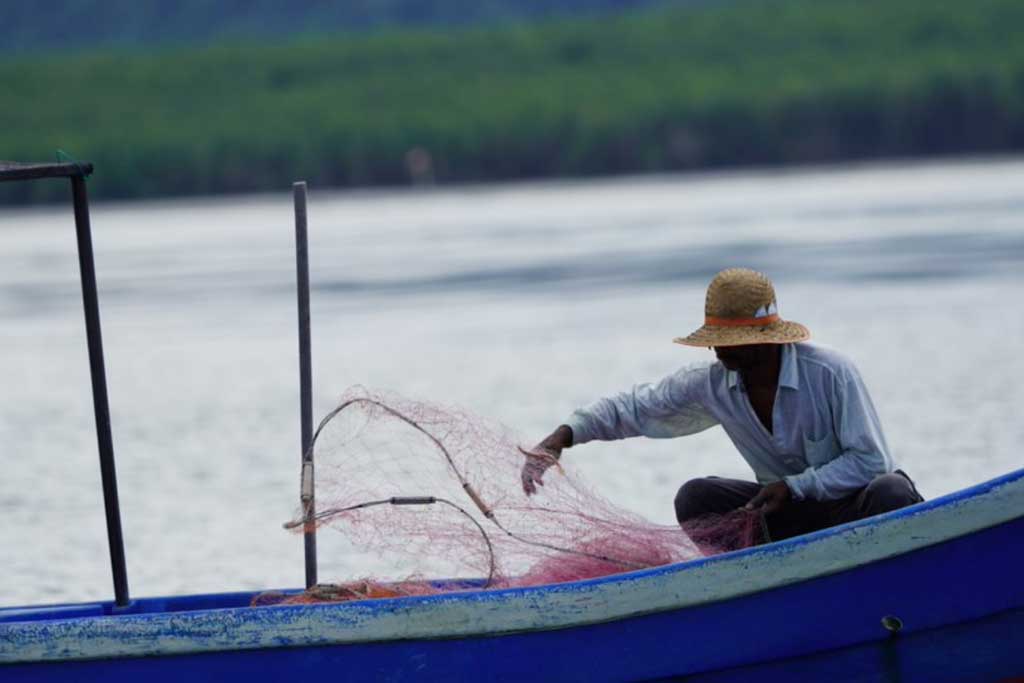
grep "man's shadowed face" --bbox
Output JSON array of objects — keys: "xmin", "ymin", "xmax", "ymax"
[{"xmin": 713, "ymin": 344, "xmax": 778, "ymax": 372}]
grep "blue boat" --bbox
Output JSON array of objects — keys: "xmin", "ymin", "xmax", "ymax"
[
  {"xmin": 2, "ymin": 161, "xmax": 1023, "ymax": 681},
  {"xmin": 2, "ymin": 467, "xmax": 1024, "ymax": 681}
]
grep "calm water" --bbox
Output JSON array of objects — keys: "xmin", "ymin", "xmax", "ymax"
[{"xmin": 1, "ymin": 157, "xmax": 1023, "ymax": 605}]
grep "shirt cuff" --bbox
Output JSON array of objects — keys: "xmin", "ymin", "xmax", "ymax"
[
  {"xmin": 564, "ymin": 413, "xmax": 592, "ymax": 446},
  {"xmin": 784, "ymin": 471, "xmax": 815, "ymax": 502}
]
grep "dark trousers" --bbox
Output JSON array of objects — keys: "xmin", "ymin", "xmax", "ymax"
[{"xmin": 674, "ymin": 472, "xmax": 924, "ymax": 542}]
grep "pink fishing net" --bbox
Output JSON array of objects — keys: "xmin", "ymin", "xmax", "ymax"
[{"xmin": 261, "ymin": 387, "xmax": 765, "ymax": 606}]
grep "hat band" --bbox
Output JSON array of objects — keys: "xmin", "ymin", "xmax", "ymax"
[{"xmin": 705, "ymin": 313, "xmax": 780, "ymax": 328}]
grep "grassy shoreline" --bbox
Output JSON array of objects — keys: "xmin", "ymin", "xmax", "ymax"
[{"xmin": 3, "ymin": 0, "xmax": 1023, "ymax": 204}]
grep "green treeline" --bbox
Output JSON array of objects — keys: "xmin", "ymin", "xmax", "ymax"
[{"xmin": 3, "ymin": 0, "xmax": 1024, "ymax": 203}]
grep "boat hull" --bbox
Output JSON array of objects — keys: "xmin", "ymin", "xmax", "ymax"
[{"xmin": 3, "ymin": 469, "xmax": 1024, "ymax": 682}]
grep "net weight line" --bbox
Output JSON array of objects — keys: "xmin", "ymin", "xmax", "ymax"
[{"xmin": 285, "ymin": 496, "xmax": 497, "ymax": 587}]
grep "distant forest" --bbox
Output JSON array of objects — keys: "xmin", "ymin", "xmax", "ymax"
[
  {"xmin": 2, "ymin": 0, "xmax": 1023, "ymax": 203},
  {"xmin": 0, "ymin": 0, "xmax": 679, "ymax": 53}
]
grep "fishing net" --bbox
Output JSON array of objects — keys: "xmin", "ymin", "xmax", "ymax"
[{"xmin": 257, "ymin": 386, "xmax": 765, "ymax": 606}]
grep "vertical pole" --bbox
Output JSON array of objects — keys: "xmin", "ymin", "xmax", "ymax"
[
  {"xmin": 71, "ymin": 175, "xmax": 130, "ymax": 608},
  {"xmin": 294, "ymin": 181, "xmax": 317, "ymax": 589}
]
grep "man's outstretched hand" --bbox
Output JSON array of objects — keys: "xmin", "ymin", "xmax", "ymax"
[
  {"xmin": 744, "ymin": 481, "xmax": 792, "ymax": 515},
  {"xmin": 520, "ymin": 425, "xmax": 573, "ymax": 495}
]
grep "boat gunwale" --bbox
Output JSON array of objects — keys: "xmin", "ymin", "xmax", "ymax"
[{"xmin": 2, "ymin": 465, "xmax": 1023, "ymax": 664}]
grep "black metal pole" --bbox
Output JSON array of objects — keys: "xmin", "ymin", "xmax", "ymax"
[
  {"xmin": 294, "ymin": 181, "xmax": 317, "ymax": 589},
  {"xmin": 71, "ymin": 175, "xmax": 130, "ymax": 608}
]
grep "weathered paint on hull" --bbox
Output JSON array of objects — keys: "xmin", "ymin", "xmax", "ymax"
[
  {"xmin": 2, "ymin": 514, "xmax": 1022, "ymax": 682},
  {"xmin": 2, "ymin": 468, "xmax": 1023, "ymax": 682}
]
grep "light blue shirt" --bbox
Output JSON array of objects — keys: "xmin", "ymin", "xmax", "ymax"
[{"xmin": 565, "ymin": 343, "xmax": 895, "ymax": 501}]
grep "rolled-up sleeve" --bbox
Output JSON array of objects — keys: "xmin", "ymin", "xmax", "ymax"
[
  {"xmin": 785, "ymin": 364, "xmax": 892, "ymax": 501},
  {"xmin": 565, "ymin": 365, "xmax": 719, "ymax": 445}
]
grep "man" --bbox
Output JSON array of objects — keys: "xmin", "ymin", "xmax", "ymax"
[{"xmin": 521, "ymin": 268, "xmax": 922, "ymax": 541}]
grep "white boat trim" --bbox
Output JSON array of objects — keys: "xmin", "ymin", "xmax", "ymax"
[{"xmin": 2, "ymin": 468, "xmax": 1022, "ymax": 664}]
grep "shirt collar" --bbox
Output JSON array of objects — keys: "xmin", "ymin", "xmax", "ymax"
[
  {"xmin": 779, "ymin": 343, "xmax": 801, "ymax": 390},
  {"xmin": 725, "ymin": 344, "xmax": 800, "ymax": 391}
]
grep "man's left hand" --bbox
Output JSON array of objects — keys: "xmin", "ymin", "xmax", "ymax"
[{"xmin": 744, "ymin": 481, "xmax": 792, "ymax": 515}]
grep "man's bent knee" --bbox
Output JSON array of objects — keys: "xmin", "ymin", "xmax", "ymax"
[
  {"xmin": 674, "ymin": 478, "xmax": 719, "ymax": 524},
  {"xmin": 861, "ymin": 473, "xmax": 921, "ymax": 516}
]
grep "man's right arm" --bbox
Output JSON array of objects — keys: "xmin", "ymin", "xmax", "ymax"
[
  {"xmin": 521, "ymin": 365, "xmax": 717, "ymax": 495},
  {"xmin": 565, "ymin": 364, "xmax": 719, "ymax": 446}
]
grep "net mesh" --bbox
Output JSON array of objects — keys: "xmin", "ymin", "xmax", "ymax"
[{"xmin": 257, "ymin": 386, "xmax": 765, "ymax": 606}]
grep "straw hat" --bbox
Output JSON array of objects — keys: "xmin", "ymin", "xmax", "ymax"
[{"xmin": 673, "ymin": 268, "xmax": 810, "ymax": 348}]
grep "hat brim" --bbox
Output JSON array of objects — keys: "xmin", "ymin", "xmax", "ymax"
[{"xmin": 673, "ymin": 319, "xmax": 810, "ymax": 348}]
